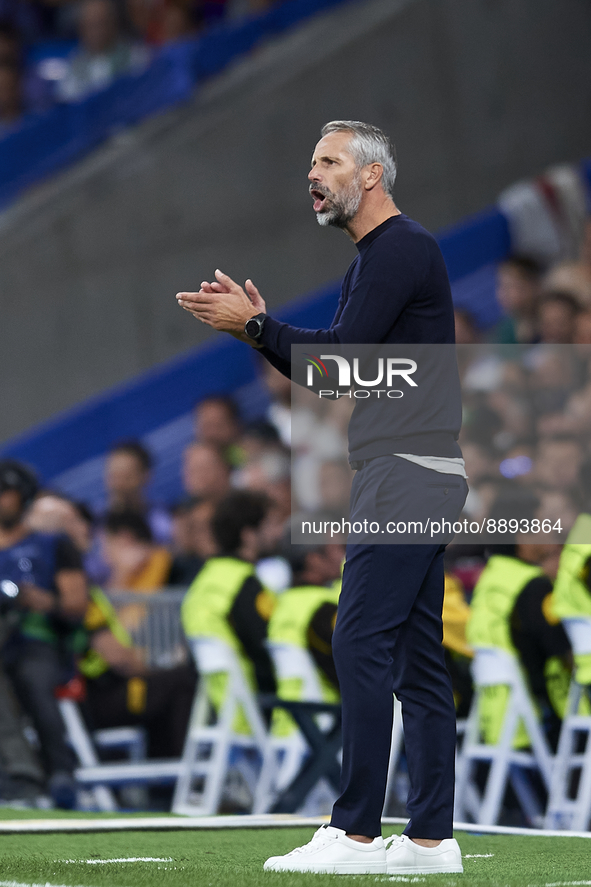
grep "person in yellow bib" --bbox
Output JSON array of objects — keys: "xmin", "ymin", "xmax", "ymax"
[
  {"xmin": 441, "ymin": 572, "xmax": 474, "ymax": 719},
  {"xmin": 181, "ymin": 490, "xmax": 277, "ymax": 726},
  {"xmin": 468, "ymin": 540, "xmax": 572, "ymax": 750},
  {"xmin": 268, "ymin": 539, "xmax": 345, "ymax": 736},
  {"xmin": 552, "ymin": 461, "xmax": 591, "ymax": 687}
]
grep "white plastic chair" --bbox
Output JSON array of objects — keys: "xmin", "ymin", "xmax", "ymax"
[
  {"xmin": 172, "ymin": 637, "xmax": 274, "ymax": 816},
  {"xmin": 267, "ymin": 644, "xmax": 321, "ymax": 794},
  {"xmin": 267, "ymin": 641, "xmax": 345, "ymax": 813},
  {"xmin": 269, "ymin": 642, "xmax": 405, "ymax": 814},
  {"xmin": 454, "ymin": 647, "xmax": 553, "ymax": 826},
  {"xmin": 545, "ymin": 618, "xmax": 591, "ymax": 830},
  {"xmin": 57, "ymin": 688, "xmax": 153, "ymax": 812},
  {"xmin": 57, "ymin": 693, "xmax": 181, "ymax": 809}
]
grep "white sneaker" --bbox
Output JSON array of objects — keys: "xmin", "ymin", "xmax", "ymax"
[
  {"xmin": 385, "ymin": 834, "xmax": 463, "ymax": 874},
  {"xmin": 263, "ymin": 825, "xmax": 387, "ymax": 873}
]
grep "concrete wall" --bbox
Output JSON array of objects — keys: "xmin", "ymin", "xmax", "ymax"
[{"xmin": 1, "ymin": 0, "xmax": 591, "ymax": 442}]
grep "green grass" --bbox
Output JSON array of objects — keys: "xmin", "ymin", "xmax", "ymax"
[{"xmin": 0, "ymin": 824, "xmax": 589, "ymax": 887}]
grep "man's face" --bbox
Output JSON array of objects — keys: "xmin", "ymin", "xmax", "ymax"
[
  {"xmin": 106, "ymin": 451, "xmax": 147, "ymax": 499},
  {"xmin": 0, "ymin": 488, "xmax": 24, "ymax": 530},
  {"xmin": 195, "ymin": 401, "xmax": 238, "ymax": 448},
  {"xmin": 308, "ymin": 132, "xmax": 363, "ymax": 228}
]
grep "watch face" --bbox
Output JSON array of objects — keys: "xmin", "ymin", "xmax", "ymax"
[{"xmin": 246, "ymin": 318, "xmax": 261, "ymax": 338}]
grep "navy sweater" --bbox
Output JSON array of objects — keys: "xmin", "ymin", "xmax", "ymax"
[{"xmin": 259, "ymin": 214, "xmax": 461, "ymax": 459}]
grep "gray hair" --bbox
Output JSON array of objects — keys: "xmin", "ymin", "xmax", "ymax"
[{"xmin": 320, "ymin": 120, "xmax": 397, "ymax": 199}]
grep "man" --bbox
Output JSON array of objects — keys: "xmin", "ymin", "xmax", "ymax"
[
  {"xmin": 194, "ymin": 395, "xmax": 244, "ymax": 468},
  {"xmin": 181, "ymin": 442, "xmax": 232, "ymax": 503},
  {"xmin": 102, "ymin": 440, "xmax": 172, "ymax": 545},
  {"xmin": 268, "ymin": 539, "xmax": 344, "ymax": 730},
  {"xmin": 177, "ymin": 121, "xmax": 468, "ymax": 874},
  {"xmin": 468, "ymin": 540, "xmax": 572, "ymax": 751},
  {"xmin": 0, "ymin": 461, "xmax": 88, "ymax": 808},
  {"xmin": 492, "ymin": 255, "xmax": 542, "ymax": 344},
  {"xmin": 27, "ymin": 492, "xmax": 197, "ymax": 760},
  {"xmin": 552, "ymin": 460, "xmax": 591, "ymax": 686},
  {"xmin": 181, "ymin": 490, "xmax": 277, "ymax": 725}
]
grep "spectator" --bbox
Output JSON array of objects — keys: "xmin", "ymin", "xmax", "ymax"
[
  {"xmin": 543, "ymin": 217, "xmax": 591, "ymax": 307},
  {"xmin": 441, "ymin": 573, "xmax": 473, "ymax": 719},
  {"xmin": 492, "ymin": 255, "xmax": 543, "ymax": 344},
  {"xmin": 468, "ymin": 539, "xmax": 571, "ymax": 750},
  {"xmin": 28, "ymin": 491, "xmax": 94, "ymax": 554},
  {"xmin": 236, "ymin": 451, "xmax": 291, "ymax": 526},
  {"xmin": 101, "ymin": 509, "xmax": 173, "ymax": 635},
  {"xmin": 534, "ymin": 436, "xmax": 584, "ymax": 494},
  {"xmin": 0, "ymin": 580, "xmax": 47, "ymax": 807},
  {"xmin": 240, "ymin": 420, "xmax": 282, "ymax": 463},
  {"xmin": 102, "ymin": 440, "xmax": 172, "ymax": 544},
  {"xmin": 102, "ymin": 509, "xmax": 172, "ymax": 593},
  {"xmin": 537, "ymin": 291, "xmax": 580, "ymax": 344},
  {"xmin": 194, "ymin": 395, "xmax": 244, "ymax": 467},
  {"xmin": 57, "ymin": 0, "xmax": 149, "ymax": 102},
  {"xmin": 0, "ymin": 461, "xmax": 88, "ymax": 809},
  {"xmin": 536, "ymin": 491, "xmax": 579, "ymax": 537},
  {"xmin": 270, "ymin": 538, "xmax": 343, "ymax": 710},
  {"xmin": 552, "ymin": 459, "xmax": 591, "ymax": 687},
  {"xmin": 182, "ymin": 442, "xmax": 232, "ymax": 502},
  {"xmin": 181, "ymin": 490, "xmax": 277, "ymax": 730},
  {"xmin": 0, "ymin": 60, "xmax": 24, "ymax": 135},
  {"xmin": 168, "ymin": 496, "xmax": 217, "ymax": 586},
  {"xmin": 80, "ymin": 584, "xmax": 196, "ymax": 759}
]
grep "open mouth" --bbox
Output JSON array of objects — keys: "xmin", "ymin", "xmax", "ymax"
[{"xmin": 310, "ymin": 188, "xmax": 329, "ymax": 212}]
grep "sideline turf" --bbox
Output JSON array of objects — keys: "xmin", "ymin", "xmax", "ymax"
[{"xmin": 0, "ymin": 826, "xmax": 589, "ymax": 887}]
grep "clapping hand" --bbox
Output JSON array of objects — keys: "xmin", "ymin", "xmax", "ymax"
[{"xmin": 176, "ymin": 270, "xmax": 266, "ymax": 342}]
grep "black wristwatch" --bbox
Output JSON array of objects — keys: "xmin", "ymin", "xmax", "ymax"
[{"xmin": 244, "ymin": 312, "xmax": 266, "ymax": 341}]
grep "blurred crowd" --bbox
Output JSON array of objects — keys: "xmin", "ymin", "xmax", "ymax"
[
  {"xmin": 0, "ymin": 0, "xmax": 279, "ymax": 135},
  {"xmin": 454, "ymin": 216, "xmax": 591, "ymax": 540}
]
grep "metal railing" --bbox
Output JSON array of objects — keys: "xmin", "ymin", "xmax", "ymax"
[{"xmin": 108, "ymin": 588, "xmax": 188, "ymax": 669}]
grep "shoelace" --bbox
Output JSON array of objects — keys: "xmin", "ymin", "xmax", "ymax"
[
  {"xmin": 384, "ymin": 835, "xmax": 405, "ymax": 850},
  {"xmin": 283, "ymin": 827, "xmax": 335, "ymax": 856}
]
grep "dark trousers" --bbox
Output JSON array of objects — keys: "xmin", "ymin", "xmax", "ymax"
[
  {"xmin": 0, "ymin": 665, "xmax": 45, "ymax": 784},
  {"xmin": 6, "ymin": 640, "xmax": 76, "ymax": 777},
  {"xmin": 85, "ymin": 664, "xmax": 197, "ymax": 759},
  {"xmin": 330, "ymin": 457, "xmax": 468, "ymax": 838}
]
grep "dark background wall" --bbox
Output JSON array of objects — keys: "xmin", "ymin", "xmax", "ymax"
[{"xmin": 1, "ymin": 0, "xmax": 590, "ymax": 442}]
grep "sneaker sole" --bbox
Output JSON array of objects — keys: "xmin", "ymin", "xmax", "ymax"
[
  {"xmin": 265, "ymin": 862, "xmax": 388, "ymax": 874},
  {"xmin": 386, "ymin": 865, "xmax": 464, "ymax": 875}
]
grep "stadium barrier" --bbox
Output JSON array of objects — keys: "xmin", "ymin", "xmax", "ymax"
[{"xmin": 109, "ymin": 588, "xmax": 188, "ymax": 669}]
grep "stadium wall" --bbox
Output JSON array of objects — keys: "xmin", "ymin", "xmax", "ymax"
[{"xmin": 1, "ymin": 0, "xmax": 591, "ymax": 443}]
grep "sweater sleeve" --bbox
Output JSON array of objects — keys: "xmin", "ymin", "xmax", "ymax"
[{"xmin": 258, "ymin": 235, "xmax": 426, "ymax": 365}]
